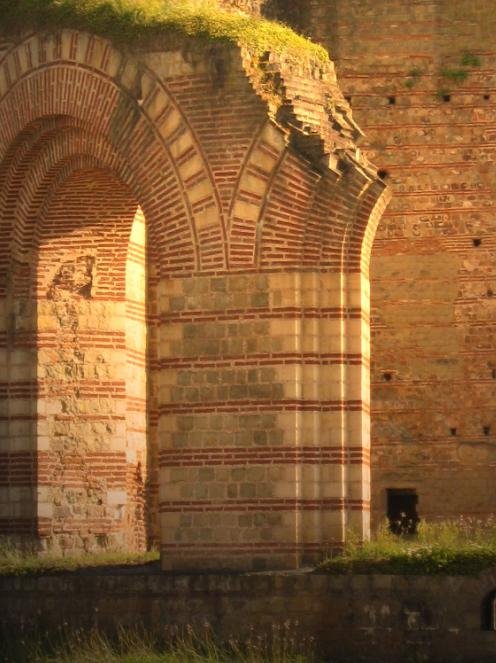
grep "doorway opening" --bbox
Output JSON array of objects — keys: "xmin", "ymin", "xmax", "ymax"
[{"xmin": 387, "ymin": 488, "xmax": 419, "ymax": 535}]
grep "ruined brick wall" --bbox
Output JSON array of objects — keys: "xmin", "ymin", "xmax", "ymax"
[
  {"xmin": 271, "ymin": 0, "xmax": 496, "ymax": 525},
  {"xmin": 0, "ymin": 23, "xmax": 387, "ymax": 568}
]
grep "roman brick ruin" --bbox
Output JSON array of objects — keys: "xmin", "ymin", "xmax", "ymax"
[
  {"xmin": 0, "ymin": 4, "xmax": 389, "ymax": 570},
  {"xmin": 1, "ymin": 0, "xmax": 494, "ymax": 571}
]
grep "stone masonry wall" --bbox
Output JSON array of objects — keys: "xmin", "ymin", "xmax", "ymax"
[
  {"xmin": 271, "ymin": 0, "xmax": 496, "ymax": 526},
  {"xmin": 4, "ymin": 568, "xmax": 496, "ymax": 663}
]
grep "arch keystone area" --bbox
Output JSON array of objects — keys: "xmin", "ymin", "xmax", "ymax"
[{"xmin": 0, "ymin": 7, "xmax": 389, "ymax": 571}]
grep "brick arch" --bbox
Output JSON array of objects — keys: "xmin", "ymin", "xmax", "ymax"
[
  {"xmin": 257, "ymin": 149, "xmax": 323, "ymax": 268},
  {"xmin": 330, "ymin": 166, "xmax": 391, "ymax": 277},
  {"xmin": 0, "ymin": 29, "xmax": 226, "ymax": 271},
  {"xmin": 0, "ymin": 25, "xmax": 392, "ymax": 568},
  {"xmin": 6, "ymin": 124, "xmax": 128, "ymax": 266},
  {"xmin": 228, "ymin": 120, "xmax": 287, "ymax": 268},
  {"xmin": 356, "ymin": 185, "xmax": 391, "ymax": 276}
]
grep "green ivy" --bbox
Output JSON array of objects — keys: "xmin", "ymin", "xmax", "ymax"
[
  {"xmin": 461, "ymin": 51, "xmax": 481, "ymax": 67},
  {"xmin": 435, "ymin": 50, "xmax": 482, "ymax": 97}
]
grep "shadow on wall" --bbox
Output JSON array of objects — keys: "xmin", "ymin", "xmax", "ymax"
[{"xmin": 262, "ymin": 0, "xmax": 311, "ymax": 34}]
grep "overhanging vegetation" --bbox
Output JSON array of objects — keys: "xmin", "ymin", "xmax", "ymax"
[{"xmin": 0, "ymin": 0, "xmax": 330, "ymax": 65}]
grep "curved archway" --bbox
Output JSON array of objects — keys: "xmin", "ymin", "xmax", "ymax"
[
  {"xmin": 0, "ymin": 118, "xmax": 155, "ymax": 549},
  {"xmin": 0, "ymin": 30, "xmax": 227, "ymax": 272},
  {"xmin": 0, "ymin": 24, "xmax": 390, "ymax": 569},
  {"xmin": 0, "ymin": 28, "xmax": 228, "ymax": 549}
]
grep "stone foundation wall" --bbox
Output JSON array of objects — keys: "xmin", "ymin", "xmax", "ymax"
[{"xmin": 3, "ymin": 568, "xmax": 496, "ymax": 663}]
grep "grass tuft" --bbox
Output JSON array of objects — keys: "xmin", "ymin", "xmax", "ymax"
[
  {"xmin": 319, "ymin": 517, "xmax": 496, "ymax": 575},
  {"xmin": 0, "ymin": 0, "xmax": 330, "ymax": 66},
  {"xmin": 1, "ymin": 622, "xmax": 316, "ymax": 663},
  {"xmin": 461, "ymin": 51, "xmax": 481, "ymax": 67},
  {"xmin": 441, "ymin": 67, "xmax": 469, "ymax": 84},
  {"xmin": 0, "ymin": 539, "xmax": 159, "ymax": 576},
  {"xmin": 404, "ymin": 66, "xmax": 423, "ymax": 89}
]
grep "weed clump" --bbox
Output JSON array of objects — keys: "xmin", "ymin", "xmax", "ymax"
[
  {"xmin": 404, "ymin": 66, "xmax": 423, "ymax": 89},
  {"xmin": 435, "ymin": 50, "xmax": 482, "ymax": 99},
  {"xmin": 319, "ymin": 517, "xmax": 496, "ymax": 575},
  {"xmin": 441, "ymin": 67, "xmax": 469, "ymax": 84}
]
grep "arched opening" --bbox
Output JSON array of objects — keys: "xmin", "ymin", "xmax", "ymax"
[
  {"xmin": 33, "ymin": 167, "xmax": 151, "ymax": 552},
  {"xmin": 481, "ymin": 589, "xmax": 496, "ymax": 630},
  {"xmin": 0, "ymin": 114, "xmax": 158, "ymax": 552}
]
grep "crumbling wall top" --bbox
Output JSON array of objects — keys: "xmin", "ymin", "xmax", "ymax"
[
  {"xmin": 0, "ymin": 0, "xmax": 378, "ymax": 176},
  {"xmin": 0, "ymin": 0, "xmax": 327, "ymax": 64}
]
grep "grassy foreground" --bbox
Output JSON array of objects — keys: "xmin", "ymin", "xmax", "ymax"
[
  {"xmin": 1, "ymin": 624, "xmax": 316, "ymax": 663},
  {"xmin": 0, "ymin": 0, "xmax": 329, "ymax": 65},
  {"xmin": 0, "ymin": 541, "xmax": 159, "ymax": 576},
  {"xmin": 319, "ymin": 517, "xmax": 496, "ymax": 575}
]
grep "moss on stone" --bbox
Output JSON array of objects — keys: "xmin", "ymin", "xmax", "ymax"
[{"xmin": 0, "ymin": 0, "xmax": 330, "ymax": 65}]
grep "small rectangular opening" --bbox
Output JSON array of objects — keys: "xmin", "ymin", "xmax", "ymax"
[{"xmin": 387, "ymin": 488, "xmax": 419, "ymax": 535}]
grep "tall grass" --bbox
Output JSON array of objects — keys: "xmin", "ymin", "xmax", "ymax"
[
  {"xmin": 0, "ymin": 538, "xmax": 159, "ymax": 576},
  {"xmin": 1, "ymin": 622, "xmax": 316, "ymax": 663},
  {"xmin": 320, "ymin": 517, "xmax": 496, "ymax": 575}
]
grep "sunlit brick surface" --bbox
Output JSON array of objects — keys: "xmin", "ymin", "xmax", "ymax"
[
  {"xmin": 277, "ymin": 0, "xmax": 496, "ymax": 526},
  {"xmin": 0, "ymin": 26, "xmax": 387, "ymax": 569}
]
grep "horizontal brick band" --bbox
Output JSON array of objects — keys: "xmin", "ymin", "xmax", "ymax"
[
  {"xmin": 1, "ymin": 330, "xmax": 126, "ymax": 350},
  {"xmin": 159, "ymin": 446, "xmax": 369, "ymax": 467},
  {"xmin": 159, "ymin": 498, "xmax": 370, "ymax": 513},
  {"xmin": 0, "ymin": 452, "xmax": 36, "ymax": 486},
  {"xmin": 159, "ymin": 399, "xmax": 368, "ymax": 415},
  {"xmin": 0, "ymin": 380, "xmax": 127, "ymax": 399},
  {"xmin": 0, "ymin": 517, "xmax": 36, "ymax": 535},
  {"xmin": 0, "ymin": 452, "xmax": 128, "ymax": 487},
  {"xmin": 158, "ymin": 306, "xmax": 366, "ymax": 324},
  {"xmin": 157, "ymin": 352, "xmax": 367, "ymax": 370}
]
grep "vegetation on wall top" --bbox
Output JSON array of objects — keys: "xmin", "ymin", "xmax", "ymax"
[
  {"xmin": 0, "ymin": 0, "xmax": 330, "ymax": 65},
  {"xmin": 319, "ymin": 519, "xmax": 496, "ymax": 576},
  {"xmin": 0, "ymin": 542, "xmax": 160, "ymax": 576}
]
